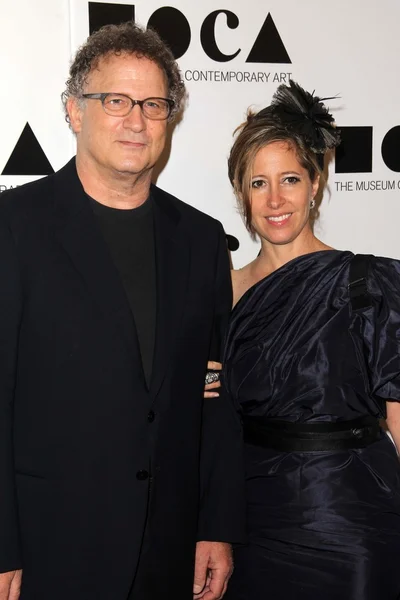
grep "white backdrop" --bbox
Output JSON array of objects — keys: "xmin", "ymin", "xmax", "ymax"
[{"xmin": 1, "ymin": 0, "xmax": 399, "ymax": 267}]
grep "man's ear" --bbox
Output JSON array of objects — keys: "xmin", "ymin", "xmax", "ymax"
[{"xmin": 67, "ymin": 97, "xmax": 83, "ymax": 134}]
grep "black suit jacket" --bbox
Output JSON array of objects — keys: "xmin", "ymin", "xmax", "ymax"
[{"xmin": 0, "ymin": 159, "xmax": 245, "ymax": 599}]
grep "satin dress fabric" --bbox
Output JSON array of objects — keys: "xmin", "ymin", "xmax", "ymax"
[{"xmin": 224, "ymin": 250, "xmax": 400, "ymax": 600}]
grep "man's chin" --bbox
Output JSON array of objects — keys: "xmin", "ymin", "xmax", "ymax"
[{"xmin": 111, "ymin": 161, "xmax": 151, "ymax": 177}]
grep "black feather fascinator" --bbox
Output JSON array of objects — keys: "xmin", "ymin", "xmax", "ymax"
[{"xmin": 255, "ymin": 80, "xmax": 340, "ymax": 153}]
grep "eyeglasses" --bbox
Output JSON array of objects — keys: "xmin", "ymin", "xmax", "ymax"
[{"xmin": 81, "ymin": 93, "xmax": 174, "ymax": 120}]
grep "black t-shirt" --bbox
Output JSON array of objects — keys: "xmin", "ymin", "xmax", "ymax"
[{"xmin": 89, "ymin": 195, "xmax": 156, "ymax": 388}]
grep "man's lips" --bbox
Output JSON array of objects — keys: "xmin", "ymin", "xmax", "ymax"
[{"xmin": 118, "ymin": 140, "xmax": 147, "ymax": 147}]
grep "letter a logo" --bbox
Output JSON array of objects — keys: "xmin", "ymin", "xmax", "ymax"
[{"xmin": 246, "ymin": 14, "xmax": 291, "ymax": 63}]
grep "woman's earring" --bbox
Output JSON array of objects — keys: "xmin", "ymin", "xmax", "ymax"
[{"xmin": 310, "ymin": 199, "xmax": 315, "ymax": 209}]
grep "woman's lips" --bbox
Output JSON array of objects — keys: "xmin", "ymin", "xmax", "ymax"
[{"xmin": 265, "ymin": 212, "xmax": 292, "ymax": 226}]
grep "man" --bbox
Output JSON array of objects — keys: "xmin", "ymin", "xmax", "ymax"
[{"xmin": 0, "ymin": 22, "xmax": 245, "ymax": 600}]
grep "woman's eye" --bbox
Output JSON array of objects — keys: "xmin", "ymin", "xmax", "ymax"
[
  {"xmin": 284, "ymin": 176, "xmax": 300, "ymax": 184},
  {"xmin": 251, "ymin": 179, "xmax": 265, "ymax": 189}
]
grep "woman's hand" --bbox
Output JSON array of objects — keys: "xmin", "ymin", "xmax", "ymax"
[{"xmin": 204, "ymin": 361, "xmax": 222, "ymax": 398}]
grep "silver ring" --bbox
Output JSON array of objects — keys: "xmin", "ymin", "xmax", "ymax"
[{"xmin": 205, "ymin": 371, "xmax": 220, "ymax": 385}]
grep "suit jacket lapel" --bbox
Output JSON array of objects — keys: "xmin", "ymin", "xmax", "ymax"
[
  {"xmin": 150, "ymin": 185, "xmax": 190, "ymax": 401},
  {"xmin": 52, "ymin": 159, "xmax": 146, "ymax": 387}
]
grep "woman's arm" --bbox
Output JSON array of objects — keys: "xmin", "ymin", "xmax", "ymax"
[{"xmin": 385, "ymin": 401, "xmax": 400, "ymax": 453}]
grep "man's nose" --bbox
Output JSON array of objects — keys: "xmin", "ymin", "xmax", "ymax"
[{"xmin": 123, "ymin": 104, "xmax": 146, "ymax": 132}]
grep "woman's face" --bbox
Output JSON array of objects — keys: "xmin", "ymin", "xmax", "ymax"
[{"xmin": 249, "ymin": 141, "xmax": 319, "ymax": 246}]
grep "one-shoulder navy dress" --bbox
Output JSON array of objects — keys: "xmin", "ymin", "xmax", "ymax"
[{"xmin": 224, "ymin": 250, "xmax": 400, "ymax": 600}]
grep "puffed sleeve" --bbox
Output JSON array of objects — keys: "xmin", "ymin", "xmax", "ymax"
[{"xmin": 353, "ymin": 257, "xmax": 400, "ymax": 406}]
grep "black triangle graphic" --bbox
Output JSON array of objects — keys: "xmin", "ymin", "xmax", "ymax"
[
  {"xmin": 2, "ymin": 123, "xmax": 54, "ymax": 176},
  {"xmin": 246, "ymin": 14, "xmax": 291, "ymax": 64}
]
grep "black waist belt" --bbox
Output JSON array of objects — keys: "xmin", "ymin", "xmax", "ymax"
[{"xmin": 242, "ymin": 415, "xmax": 381, "ymax": 451}]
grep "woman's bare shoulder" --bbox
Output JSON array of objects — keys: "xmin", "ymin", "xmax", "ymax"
[
  {"xmin": 231, "ymin": 263, "xmax": 255, "ymax": 307},
  {"xmin": 231, "ymin": 264, "xmax": 250, "ymax": 285}
]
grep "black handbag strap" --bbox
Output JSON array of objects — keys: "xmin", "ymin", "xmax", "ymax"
[{"xmin": 348, "ymin": 254, "xmax": 373, "ymax": 311}]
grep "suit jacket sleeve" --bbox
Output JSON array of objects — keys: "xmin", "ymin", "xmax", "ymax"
[
  {"xmin": 0, "ymin": 216, "xmax": 23, "ymax": 571},
  {"xmin": 197, "ymin": 223, "xmax": 246, "ymax": 543}
]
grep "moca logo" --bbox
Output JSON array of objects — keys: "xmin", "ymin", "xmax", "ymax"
[
  {"xmin": 88, "ymin": 2, "xmax": 291, "ymax": 63},
  {"xmin": 1, "ymin": 123, "xmax": 54, "ymax": 178},
  {"xmin": 335, "ymin": 126, "xmax": 400, "ymax": 173}
]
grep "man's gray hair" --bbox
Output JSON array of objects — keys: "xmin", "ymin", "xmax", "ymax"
[{"xmin": 61, "ymin": 21, "xmax": 186, "ymax": 123}]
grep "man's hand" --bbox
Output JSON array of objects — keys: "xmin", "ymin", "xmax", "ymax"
[
  {"xmin": 193, "ymin": 541, "xmax": 233, "ymax": 599},
  {"xmin": 0, "ymin": 570, "xmax": 22, "ymax": 600}
]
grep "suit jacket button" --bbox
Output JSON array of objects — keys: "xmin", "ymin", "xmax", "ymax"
[
  {"xmin": 136, "ymin": 470, "xmax": 149, "ymax": 481},
  {"xmin": 147, "ymin": 410, "xmax": 155, "ymax": 423}
]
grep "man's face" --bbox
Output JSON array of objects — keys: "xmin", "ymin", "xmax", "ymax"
[{"xmin": 68, "ymin": 53, "xmax": 169, "ymax": 181}]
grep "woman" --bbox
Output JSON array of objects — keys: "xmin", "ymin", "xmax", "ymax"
[{"xmin": 208, "ymin": 81, "xmax": 400, "ymax": 599}]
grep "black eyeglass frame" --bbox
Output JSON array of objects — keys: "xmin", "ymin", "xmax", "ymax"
[{"xmin": 81, "ymin": 93, "xmax": 175, "ymax": 120}]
